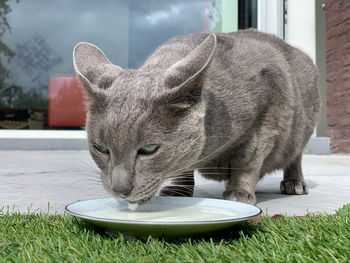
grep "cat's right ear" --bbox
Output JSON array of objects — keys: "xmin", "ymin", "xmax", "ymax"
[{"xmin": 73, "ymin": 42, "xmax": 122, "ymax": 97}]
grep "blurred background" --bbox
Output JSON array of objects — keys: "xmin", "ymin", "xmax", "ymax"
[{"xmin": 0, "ymin": 0, "xmax": 348, "ymax": 153}]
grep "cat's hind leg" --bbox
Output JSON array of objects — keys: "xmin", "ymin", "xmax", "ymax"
[
  {"xmin": 280, "ymin": 154, "xmax": 308, "ymax": 195},
  {"xmin": 160, "ymin": 171, "xmax": 194, "ymax": 197}
]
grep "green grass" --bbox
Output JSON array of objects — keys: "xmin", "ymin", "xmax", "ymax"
[
  {"xmin": 338, "ymin": 203, "xmax": 350, "ymax": 215},
  {"xmin": 0, "ymin": 209, "xmax": 349, "ymax": 263}
]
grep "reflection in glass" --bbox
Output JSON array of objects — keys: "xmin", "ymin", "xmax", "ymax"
[{"xmin": 0, "ymin": 0, "xmax": 254, "ymax": 129}]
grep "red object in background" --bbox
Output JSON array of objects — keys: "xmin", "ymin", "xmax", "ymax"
[{"xmin": 48, "ymin": 75, "xmax": 87, "ymax": 127}]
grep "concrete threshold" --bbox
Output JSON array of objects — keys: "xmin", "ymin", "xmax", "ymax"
[
  {"xmin": 0, "ymin": 130, "xmax": 87, "ymax": 150},
  {"xmin": 0, "ymin": 130, "xmax": 330, "ymax": 155}
]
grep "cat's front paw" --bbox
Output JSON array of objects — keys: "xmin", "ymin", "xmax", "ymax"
[
  {"xmin": 223, "ymin": 189, "xmax": 256, "ymax": 204},
  {"xmin": 280, "ymin": 180, "xmax": 308, "ymax": 195},
  {"xmin": 159, "ymin": 186, "xmax": 193, "ymax": 197}
]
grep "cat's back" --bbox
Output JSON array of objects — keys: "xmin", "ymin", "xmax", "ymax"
[
  {"xmin": 143, "ymin": 29, "xmax": 318, "ymax": 119},
  {"xmin": 141, "ymin": 30, "xmax": 319, "ymax": 171},
  {"xmin": 143, "ymin": 29, "xmax": 316, "ymax": 84}
]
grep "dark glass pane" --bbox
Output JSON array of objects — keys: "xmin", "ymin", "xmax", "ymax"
[{"xmin": 238, "ymin": 0, "xmax": 257, "ymax": 29}]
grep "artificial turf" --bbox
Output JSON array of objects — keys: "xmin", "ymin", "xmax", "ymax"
[{"xmin": 0, "ymin": 206, "xmax": 349, "ymax": 263}]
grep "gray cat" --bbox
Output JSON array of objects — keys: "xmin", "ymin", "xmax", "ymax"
[{"xmin": 73, "ymin": 29, "xmax": 320, "ymax": 205}]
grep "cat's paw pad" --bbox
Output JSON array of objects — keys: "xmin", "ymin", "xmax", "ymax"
[
  {"xmin": 280, "ymin": 180, "xmax": 308, "ymax": 195},
  {"xmin": 223, "ymin": 189, "xmax": 256, "ymax": 204},
  {"xmin": 159, "ymin": 186, "xmax": 193, "ymax": 197}
]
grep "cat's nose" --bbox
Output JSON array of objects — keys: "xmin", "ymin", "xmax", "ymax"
[
  {"xmin": 112, "ymin": 185, "xmax": 132, "ymax": 198},
  {"xmin": 111, "ymin": 166, "xmax": 133, "ymax": 198}
]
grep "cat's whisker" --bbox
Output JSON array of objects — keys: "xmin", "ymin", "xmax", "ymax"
[
  {"xmin": 159, "ymin": 187, "xmax": 196, "ymax": 197},
  {"xmin": 156, "ymin": 138, "xmax": 236, "ymax": 177},
  {"xmin": 82, "ymin": 169, "xmax": 102, "ymax": 178},
  {"xmin": 160, "ymin": 165, "xmax": 248, "ymax": 182},
  {"xmin": 83, "ymin": 179, "xmax": 104, "ymax": 186},
  {"xmin": 173, "ymin": 187, "xmax": 202, "ymax": 196},
  {"xmin": 162, "ymin": 174, "xmax": 192, "ymax": 181},
  {"xmin": 85, "ymin": 175, "xmax": 102, "ymax": 182},
  {"xmin": 197, "ymin": 167, "xmax": 244, "ymax": 170},
  {"xmin": 84, "ymin": 182, "xmax": 104, "ymax": 188},
  {"xmin": 204, "ymin": 135, "xmax": 234, "ymax": 140},
  {"xmin": 83, "ymin": 166, "xmax": 101, "ymax": 175},
  {"xmin": 172, "ymin": 185, "xmax": 217, "ymax": 198},
  {"xmin": 160, "ymin": 171, "xmax": 193, "ymax": 179},
  {"xmin": 194, "ymin": 187, "xmax": 218, "ymax": 199},
  {"xmin": 166, "ymin": 174, "xmax": 193, "ymax": 179},
  {"xmin": 65, "ymin": 154, "xmax": 99, "ymax": 173},
  {"xmin": 87, "ymin": 182, "xmax": 103, "ymax": 186},
  {"xmin": 159, "ymin": 184, "xmax": 212, "ymax": 198},
  {"xmin": 198, "ymin": 172, "xmax": 230, "ymax": 175},
  {"xmin": 168, "ymin": 179, "xmax": 196, "ymax": 183},
  {"xmin": 85, "ymin": 178, "xmax": 103, "ymax": 183},
  {"xmin": 78, "ymin": 165, "xmax": 102, "ymax": 180},
  {"xmin": 86, "ymin": 169, "xmax": 102, "ymax": 176},
  {"xmin": 160, "ymin": 169, "xmax": 240, "ymax": 181},
  {"xmin": 131, "ymin": 183, "xmax": 160, "ymax": 201}
]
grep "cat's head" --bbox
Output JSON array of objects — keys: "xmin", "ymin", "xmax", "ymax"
[{"xmin": 73, "ymin": 34, "xmax": 216, "ymax": 204}]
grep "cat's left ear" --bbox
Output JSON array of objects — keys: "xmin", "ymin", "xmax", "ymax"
[{"xmin": 159, "ymin": 34, "xmax": 217, "ymax": 109}]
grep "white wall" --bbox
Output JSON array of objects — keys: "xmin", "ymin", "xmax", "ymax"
[
  {"xmin": 286, "ymin": 0, "xmax": 316, "ymax": 63},
  {"xmin": 287, "ymin": 0, "xmax": 317, "ymax": 137},
  {"xmin": 257, "ymin": 0, "xmax": 284, "ymax": 38}
]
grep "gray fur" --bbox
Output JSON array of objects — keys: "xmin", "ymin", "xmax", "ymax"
[{"xmin": 73, "ymin": 29, "xmax": 320, "ymax": 204}]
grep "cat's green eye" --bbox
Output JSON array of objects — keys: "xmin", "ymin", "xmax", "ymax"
[
  {"xmin": 138, "ymin": 145, "xmax": 159, "ymax": 155},
  {"xmin": 93, "ymin": 144, "xmax": 110, "ymax": 154}
]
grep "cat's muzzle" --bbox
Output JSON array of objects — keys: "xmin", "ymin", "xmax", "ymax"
[
  {"xmin": 126, "ymin": 196, "xmax": 152, "ymax": 206},
  {"xmin": 112, "ymin": 185, "xmax": 133, "ymax": 199}
]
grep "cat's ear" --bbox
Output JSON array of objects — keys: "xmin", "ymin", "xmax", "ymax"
[
  {"xmin": 73, "ymin": 42, "xmax": 122, "ymax": 97},
  {"xmin": 160, "ymin": 34, "xmax": 217, "ymax": 109}
]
